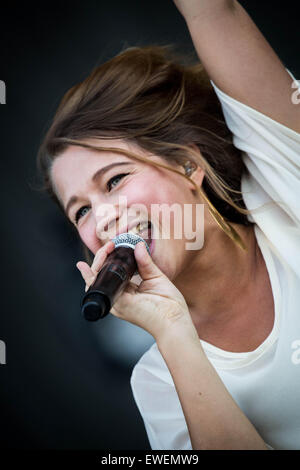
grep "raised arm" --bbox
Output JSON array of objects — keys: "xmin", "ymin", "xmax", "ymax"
[{"xmin": 174, "ymin": 0, "xmax": 300, "ymax": 133}]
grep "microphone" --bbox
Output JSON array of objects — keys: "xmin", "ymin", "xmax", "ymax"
[{"xmin": 81, "ymin": 232, "xmax": 151, "ymax": 322}]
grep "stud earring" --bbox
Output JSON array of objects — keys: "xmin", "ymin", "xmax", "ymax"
[{"xmin": 183, "ymin": 160, "xmax": 197, "ymax": 177}]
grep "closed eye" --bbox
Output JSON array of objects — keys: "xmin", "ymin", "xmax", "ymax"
[{"xmin": 74, "ymin": 173, "xmax": 130, "ymax": 224}]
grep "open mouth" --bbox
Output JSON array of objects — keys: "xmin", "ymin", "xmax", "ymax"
[{"xmin": 129, "ymin": 221, "xmax": 154, "ymax": 254}]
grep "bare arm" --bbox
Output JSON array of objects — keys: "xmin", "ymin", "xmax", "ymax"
[
  {"xmin": 174, "ymin": 0, "xmax": 300, "ymax": 133},
  {"xmin": 79, "ymin": 221, "xmax": 268, "ymax": 449},
  {"xmin": 157, "ymin": 331, "xmax": 268, "ymax": 450}
]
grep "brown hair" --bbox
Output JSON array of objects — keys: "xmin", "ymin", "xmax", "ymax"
[{"xmin": 37, "ymin": 44, "xmax": 253, "ymax": 261}]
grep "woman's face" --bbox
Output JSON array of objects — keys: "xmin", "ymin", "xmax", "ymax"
[{"xmin": 51, "ymin": 138, "xmax": 204, "ymax": 281}]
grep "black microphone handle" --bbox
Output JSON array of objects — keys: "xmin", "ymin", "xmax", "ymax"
[{"xmin": 81, "ymin": 245, "xmax": 137, "ymax": 322}]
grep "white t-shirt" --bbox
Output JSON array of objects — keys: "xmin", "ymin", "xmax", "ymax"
[{"xmin": 130, "ymin": 72, "xmax": 300, "ymax": 450}]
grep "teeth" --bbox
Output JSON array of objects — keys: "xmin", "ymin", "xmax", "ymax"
[
  {"xmin": 129, "ymin": 221, "xmax": 151, "ymax": 234},
  {"xmin": 137, "ymin": 221, "xmax": 150, "ymax": 232}
]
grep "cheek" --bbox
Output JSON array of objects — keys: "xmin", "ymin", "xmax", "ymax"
[
  {"xmin": 78, "ymin": 220, "xmax": 99, "ymax": 255},
  {"xmin": 127, "ymin": 177, "xmax": 179, "ymax": 208},
  {"xmin": 126, "ymin": 178, "xmax": 189, "ymax": 238}
]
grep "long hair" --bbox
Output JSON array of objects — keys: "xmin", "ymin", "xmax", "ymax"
[{"xmin": 37, "ymin": 45, "xmax": 253, "ymax": 260}]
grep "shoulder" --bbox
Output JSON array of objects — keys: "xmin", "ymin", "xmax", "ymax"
[{"xmin": 210, "ymin": 71, "xmax": 300, "ymax": 147}]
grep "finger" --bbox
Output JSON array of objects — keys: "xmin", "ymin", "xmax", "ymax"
[
  {"xmin": 134, "ymin": 241, "xmax": 165, "ymax": 282},
  {"xmin": 76, "ymin": 261, "xmax": 96, "ymax": 290},
  {"xmin": 124, "ymin": 280, "xmax": 139, "ymax": 295},
  {"xmin": 91, "ymin": 240, "xmax": 115, "ymax": 274},
  {"xmin": 77, "ymin": 240, "xmax": 115, "ymax": 291},
  {"xmin": 131, "ymin": 272, "xmax": 142, "ymax": 286},
  {"xmin": 109, "ymin": 281, "xmax": 138, "ymax": 318}
]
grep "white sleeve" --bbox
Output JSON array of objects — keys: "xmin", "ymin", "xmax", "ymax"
[
  {"xmin": 210, "ymin": 72, "xmax": 300, "ymax": 275},
  {"xmin": 130, "ymin": 353, "xmax": 192, "ymax": 450},
  {"xmin": 130, "ymin": 348, "xmax": 277, "ymax": 450},
  {"xmin": 130, "ymin": 365, "xmax": 276, "ymax": 450}
]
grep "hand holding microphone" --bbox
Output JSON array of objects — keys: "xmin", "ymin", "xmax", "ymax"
[
  {"xmin": 76, "ymin": 232, "xmax": 198, "ymax": 343},
  {"xmin": 80, "ymin": 232, "xmax": 151, "ymax": 321}
]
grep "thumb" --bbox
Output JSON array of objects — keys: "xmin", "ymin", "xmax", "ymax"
[{"xmin": 134, "ymin": 241, "xmax": 165, "ymax": 282}]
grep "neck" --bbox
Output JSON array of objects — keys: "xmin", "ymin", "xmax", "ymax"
[{"xmin": 173, "ymin": 223, "xmax": 259, "ymax": 326}]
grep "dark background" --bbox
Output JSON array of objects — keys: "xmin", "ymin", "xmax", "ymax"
[{"xmin": 0, "ymin": 0, "xmax": 299, "ymax": 450}]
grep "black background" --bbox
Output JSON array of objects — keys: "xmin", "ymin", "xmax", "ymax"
[{"xmin": 0, "ymin": 0, "xmax": 299, "ymax": 450}]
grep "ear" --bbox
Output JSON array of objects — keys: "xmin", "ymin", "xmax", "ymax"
[
  {"xmin": 189, "ymin": 165, "xmax": 205, "ymax": 187},
  {"xmin": 184, "ymin": 144, "xmax": 205, "ymax": 190}
]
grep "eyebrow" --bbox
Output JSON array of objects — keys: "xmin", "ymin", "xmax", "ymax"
[{"xmin": 64, "ymin": 161, "xmax": 134, "ymax": 218}]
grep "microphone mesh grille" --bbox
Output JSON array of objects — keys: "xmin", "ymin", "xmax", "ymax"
[{"xmin": 112, "ymin": 232, "xmax": 151, "ymax": 255}]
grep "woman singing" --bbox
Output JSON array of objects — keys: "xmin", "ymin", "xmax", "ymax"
[{"xmin": 37, "ymin": 0, "xmax": 300, "ymax": 450}]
